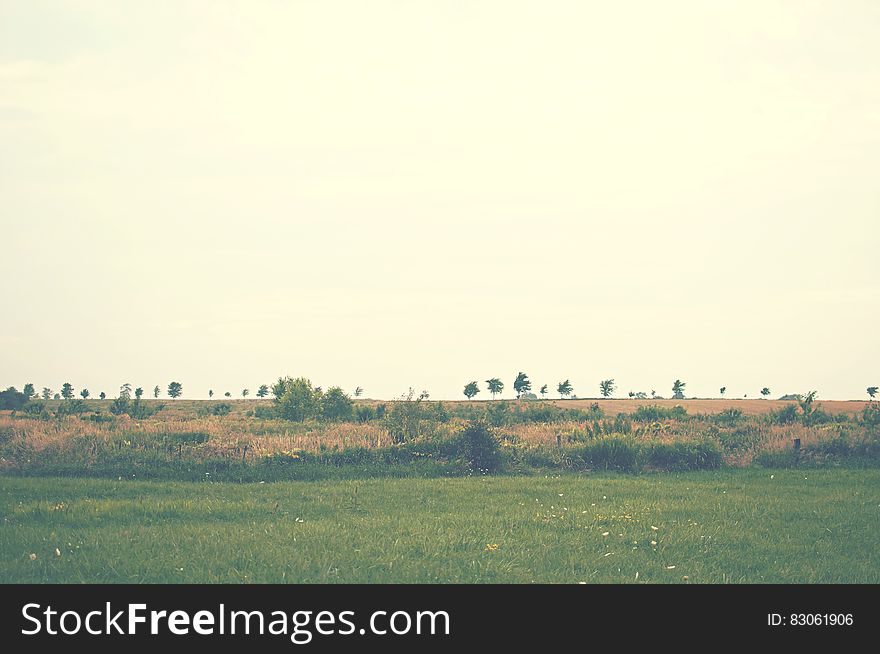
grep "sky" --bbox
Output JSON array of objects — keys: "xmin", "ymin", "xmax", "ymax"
[{"xmin": 1, "ymin": 0, "xmax": 878, "ymax": 400}]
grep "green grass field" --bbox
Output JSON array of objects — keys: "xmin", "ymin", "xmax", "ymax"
[{"xmin": 2, "ymin": 469, "xmax": 877, "ymax": 583}]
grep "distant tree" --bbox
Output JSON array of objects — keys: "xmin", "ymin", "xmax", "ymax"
[
  {"xmin": 354, "ymin": 386, "xmax": 364, "ymax": 397},
  {"xmin": 867, "ymin": 387, "xmax": 878, "ymax": 401},
  {"xmin": 761, "ymin": 387, "xmax": 771, "ymax": 399},
  {"xmin": 651, "ymin": 390, "xmax": 656, "ymax": 399},
  {"xmin": 599, "ymin": 379, "xmax": 616, "ymax": 398},
  {"xmin": 539, "ymin": 384, "xmax": 548, "ymax": 399},
  {"xmin": 242, "ymin": 389, "xmax": 250, "ymax": 398},
  {"xmin": 209, "ymin": 389, "xmax": 214, "ymax": 399},
  {"xmin": 153, "ymin": 385, "xmax": 160, "ymax": 399},
  {"xmin": 513, "ymin": 372, "xmax": 531, "ymax": 398},
  {"xmin": 224, "ymin": 391, "xmax": 231, "ymax": 398},
  {"xmin": 0, "ymin": 387, "xmax": 28, "ymax": 410},
  {"xmin": 80, "ymin": 388, "xmax": 90, "ymax": 399},
  {"xmin": 557, "ymin": 379, "xmax": 573, "ymax": 399},
  {"xmin": 167, "ymin": 381, "xmax": 183, "ymax": 399},
  {"xmin": 135, "ymin": 387, "xmax": 144, "ymax": 400},
  {"xmin": 53, "ymin": 393, "xmax": 60, "ymax": 400},
  {"xmin": 322, "ymin": 386, "xmax": 353, "ymax": 421},
  {"xmin": 672, "ymin": 380, "xmax": 686, "ymax": 400},
  {"xmin": 99, "ymin": 391, "xmax": 106, "ymax": 400},
  {"xmin": 23, "ymin": 383, "xmax": 35, "ymax": 399},
  {"xmin": 486, "ymin": 378, "xmax": 504, "ymax": 400},
  {"xmin": 271, "ymin": 378, "xmax": 288, "ymax": 399},
  {"xmin": 797, "ymin": 391, "xmax": 818, "ymax": 421},
  {"xmin": 119, "ymin": 383, "xmax": 132, "ymax": 400},
  {"xmin": 463, "ymin": 381, "xmax": 480, "ymax": 400},
  {"xmin": 61, "ymin": 383, "xmax": 75, "ymax": 400},
  {"xmin": 720, "ymin": 386, "xmax": 726, "ymax": 397},
  {"xmin": 256, "ymin": 384, "xmax": 270, "ymax": 398}
]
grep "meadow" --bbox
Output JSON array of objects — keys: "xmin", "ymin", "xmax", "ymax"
[{"xmin": 2, "ymin": 470, "xmax": 877, "ymax": 583}]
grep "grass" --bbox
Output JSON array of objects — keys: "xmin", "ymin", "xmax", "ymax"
[{"xmin": 2, "ymin": 468, "xmax": 877, "ymax": 583}]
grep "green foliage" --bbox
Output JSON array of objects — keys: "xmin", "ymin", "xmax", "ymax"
[
  {"xmin": 275, "ymin": 377, "xmax": 322, "ymax": 422},
  {"xmin": 513, "ymin": 372, "xmax": 531, "ymax": 398},
  {"xmin": 865, "ymin": 386, "xmax": 877, "ymax": 400},
  {"xmin": 463, "ymin": 381, "xmax": 480, "ymax": 400},
  {"xmin": 632, "ymin": 404, "xmax": 688, "ymax": 422},
  {"xmin": 21, "ymin": 401, "xmax": 50, "ymax": 419},
  {"xmin": 40, "ymin": 388, "xmax": 52, "ymax": 400},
  {"xmin": 199, "ymin": 402, "xmax": 232, "ymax": 417},
  {"xmin": 712, "ymin": 408, "xmax": 744, "ymax": 426},
  {"xmin": 862, "ymin": 403, "xmax": 880, "ymax": 427},
  {"xmin": 486, "ymin": 378, "xmax": 504, "ymax": 399},
  {"xmin": 135, "ymin": 387, "xmax": 144, "ymax": 399},
  {"xmin": 557, "ymin": 379, "xmax": 573, "ymax": 399},
  {"xmin": 80, "ymin": 389, "xmax": 90, "ymax": 399},
  {"xmin": 321, "ymin": 387, "xmax": 353, "ymax": 421},
  {"xmin": 769, "ymin": 404, "xmax": 799, "ymax": 425},
  {"xmin": 385, "ymin": 389, "xmax": 430, "ymax": 443},
  {"xmin": 22, "ymin": 383, "xmax": 35, "ymax": 399},
  {"xmin": 672, "ymin": 379, "xmax": 686, "ymax": 400},
  {"xmin": 61, "ymin": 383, "xmax": 75, "ymax": 400},
  {"xmin": 458, "ymin": 421, "xmax": 502, "ymax": 474},
  {"xmin": 256, "ymin": 384, "xmax": 270, "ymax": 398},
  {"xmin": 599, "ymin": 379, "xmax": 615, "ymax": 398},
  {"xmin": 0, "ymin": 387, "xmax": 28, "ymax": 410},
  {"xmin": 55, "ymin": 399, "xmax": 87, "ymax": 417},
  {"xmin": 167, "ymin": 381, "xmax": 183, "ymax": 399}
]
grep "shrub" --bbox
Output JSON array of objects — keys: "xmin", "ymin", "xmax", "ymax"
[
  {"xmin": 458, "ymin": 420, "xmax": 502, "ymax": 474},
  {"xmin": 647, "ymin": 441, "xmax": 722, "ymax": 471},
  {"xmin": 200, "ymin": 402, "xmax": 232, "ymax": 417},
  {"xmin": 276, "ymin": 377, "xmax": 322, "ymax": 422},
  {"xmin": 862, "ymin": 404, "xmax": 880, "ymax": 428},
  {"xmin": 321, "ymin": 387, "xmax": 353, "ymax": 421},
  {"xmin": 575, "ymin": 436, "xmax": 640, "ymax": 472},
  {"xmin": 0, "ymin": 387, "xmax": 28, "ymax": 410},
  {"xmin": 55, "ymin": 399, "xmax": 87, "ymax": 417},
  {"xmin": 713, "ymin": 408, "xmax": 743, "ymax": 426},
  {"xmin": 632, "ymin": 405, "xmax": 688, "ymax": 422},
  {"xmin": 769, "ymin": 404, "xmax": 799, "ymax": 425}
]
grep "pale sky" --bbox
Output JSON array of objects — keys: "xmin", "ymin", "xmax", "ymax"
[{"xmin": 1, "ymin": 0, "xmax": 878, "ymax": 400}]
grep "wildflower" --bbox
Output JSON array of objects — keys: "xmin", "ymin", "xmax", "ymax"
[
  {"xmin": 651, "ymin": 540, "xmax": 657, "ymax": 546},
  {"xmin": 602, "ymin": 532, "xmax": 610, "ymax": 537},
  {"xmin": 29, "ymin": 553, "xmax": 37, "ymax": 561},
  {"xmin": 666, "ymin": 565, "xmax": 676, "ymax": 569},
  {"xmin": 54, "ymin": 548, "xmax": 61, "ymax": 557},
  {"xmin": 650, "ymin": 525, "xmax": 659, "ymax": 531},
  {"xmin": 485, "ymin": 543, "xmax": 499, "ymax": 552}
]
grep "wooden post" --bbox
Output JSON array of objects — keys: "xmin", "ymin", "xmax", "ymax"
[{"xmin": 556, "ymin": 434, "xmax": 562, "ymax": 448}]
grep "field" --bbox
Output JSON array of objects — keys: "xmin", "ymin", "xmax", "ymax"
[
  {"xmin": 2, "ymin": 396, "xmax": 878, "ymax": 584},
  {"xmin": 2, "ymin": 469, "xmax": 878, "ymax": 583}
]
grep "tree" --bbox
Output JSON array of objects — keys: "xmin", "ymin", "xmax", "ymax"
[
  {"xmin": 135, "ymin": 387, "xmax": 144, "ymax": 400},
  {"xmin": 720, "ymin": 386, "xmax": 726, "ymax": 397},
  {"xmin": 275, "ymin": 377, "xmax": 322, "ymax": 422},
  {"xmin": 119, "ymin": 383, "xmax": 132, "ymax": 400},
  {"xmin": 463, "ymin": 381, "xmax": 480, "ymax": 400},
  {"xmin": 242, "ymin": 389, "xmax": 250, "ymax": 398},
  {"xmin": 61, "ymin": 383, "xmax": 75, "ymax": 400},
  {"xmin": 224, "ymin": 391, "xmax": 231, "ymax": 398},
  {"xmin": 209, "ymin": 389, "xmax": 214, "ymax": 399},
  {"xmin": 868, "ymin": 387, "xmax": 878, "ymax": 401},
  {"xmin": 539, "ymin": 384, "xmax": 548, "ymax": 399},
  {"xmin": 486, "ymin": 378, "xmax": 504, "ymax": 400},
  {"xmin": 53, "ymin": 393, "xmax": 60, "ymax": 400},
  {"xmin": 557, "ymin": 379, "xmax": 573, "ymax": 399},
  {"xmin": 80, "ymin": 388, "xmax": 90, "ymax": 399},
  {"xmin": 0, "ymin": 387, "xmax": 28, "ymax": 410},
  {"xmin": 256, "ymin": 384, "xmax": 270, "ymax": 398},
  {"xmin": 513, "ymin": 372, "xmax": 531, "ymax": 398},
  {"xmin": 761, "ymin": 387, "xmax": 771, "ymax": 399},
  {"xmin": 23, "ymin": 383, "xmax": 35, "ymax": 399},
  {"xmin": 167, "ymin": 381, "xmax": 183, "ymax": 399},
  {"xmin": 153, "ymin": 385, "xmax": 160, "ymax": 399},
  {"xmin": 672, "ymin": 380, "xmax": 686, "ymax": 400},
  {"xmin": 99, "ymin": 392, "xmax": 106, "ymax": 400},
  {"xmin": 322, "ymin": 386, "xmax": 353, "ymax": 421},
  {"xmin": 354, "ymin": 386, "xmax": 364, "ymax": 397},
  {"xmin": 599, "ymin": 379, "xmax": 616, "ymax": 398}
]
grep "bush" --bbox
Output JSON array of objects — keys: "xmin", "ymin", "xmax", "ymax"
[
  {"xmin": 575, "ymin": 437, "xmax": 640, "ymax": 472},
  {"xmin": 632, "ymin": 405, "xmax": 688, "ymax": 422},
  {"xmin": 322, "ymin": 387, "xmax": 353, "ymax": 421},
  {"xmin": 769, "ymin": 404, "xmax": 799, "ymax": 425},
  {"xmin": 200, "ymin": 402, "xmax": 232, "ymax": 417},
  {"xmin": 647, "ymin": 441, "xmax": 722, "ymax": 471},
  {"xmin": 55, "ymin": 399, "xmax": 87, "ymax": 417},
  {"xmin": 458, "ymin": 421, "xmax": 502, "ymax": 474},
  {"xmin": 862, "ymin": 404, "xmax": 880, "ymax": 428},
  {"xmin": 0, "ymin": 387, "xmax": 28, "ymax": 410},
  {"xmin": 713, "ymin": 408, "xmax": 743, "ymax": 426},
  {"xmin": 276, "ymin": 377, "xmax": 322, "ymax": 422}
]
